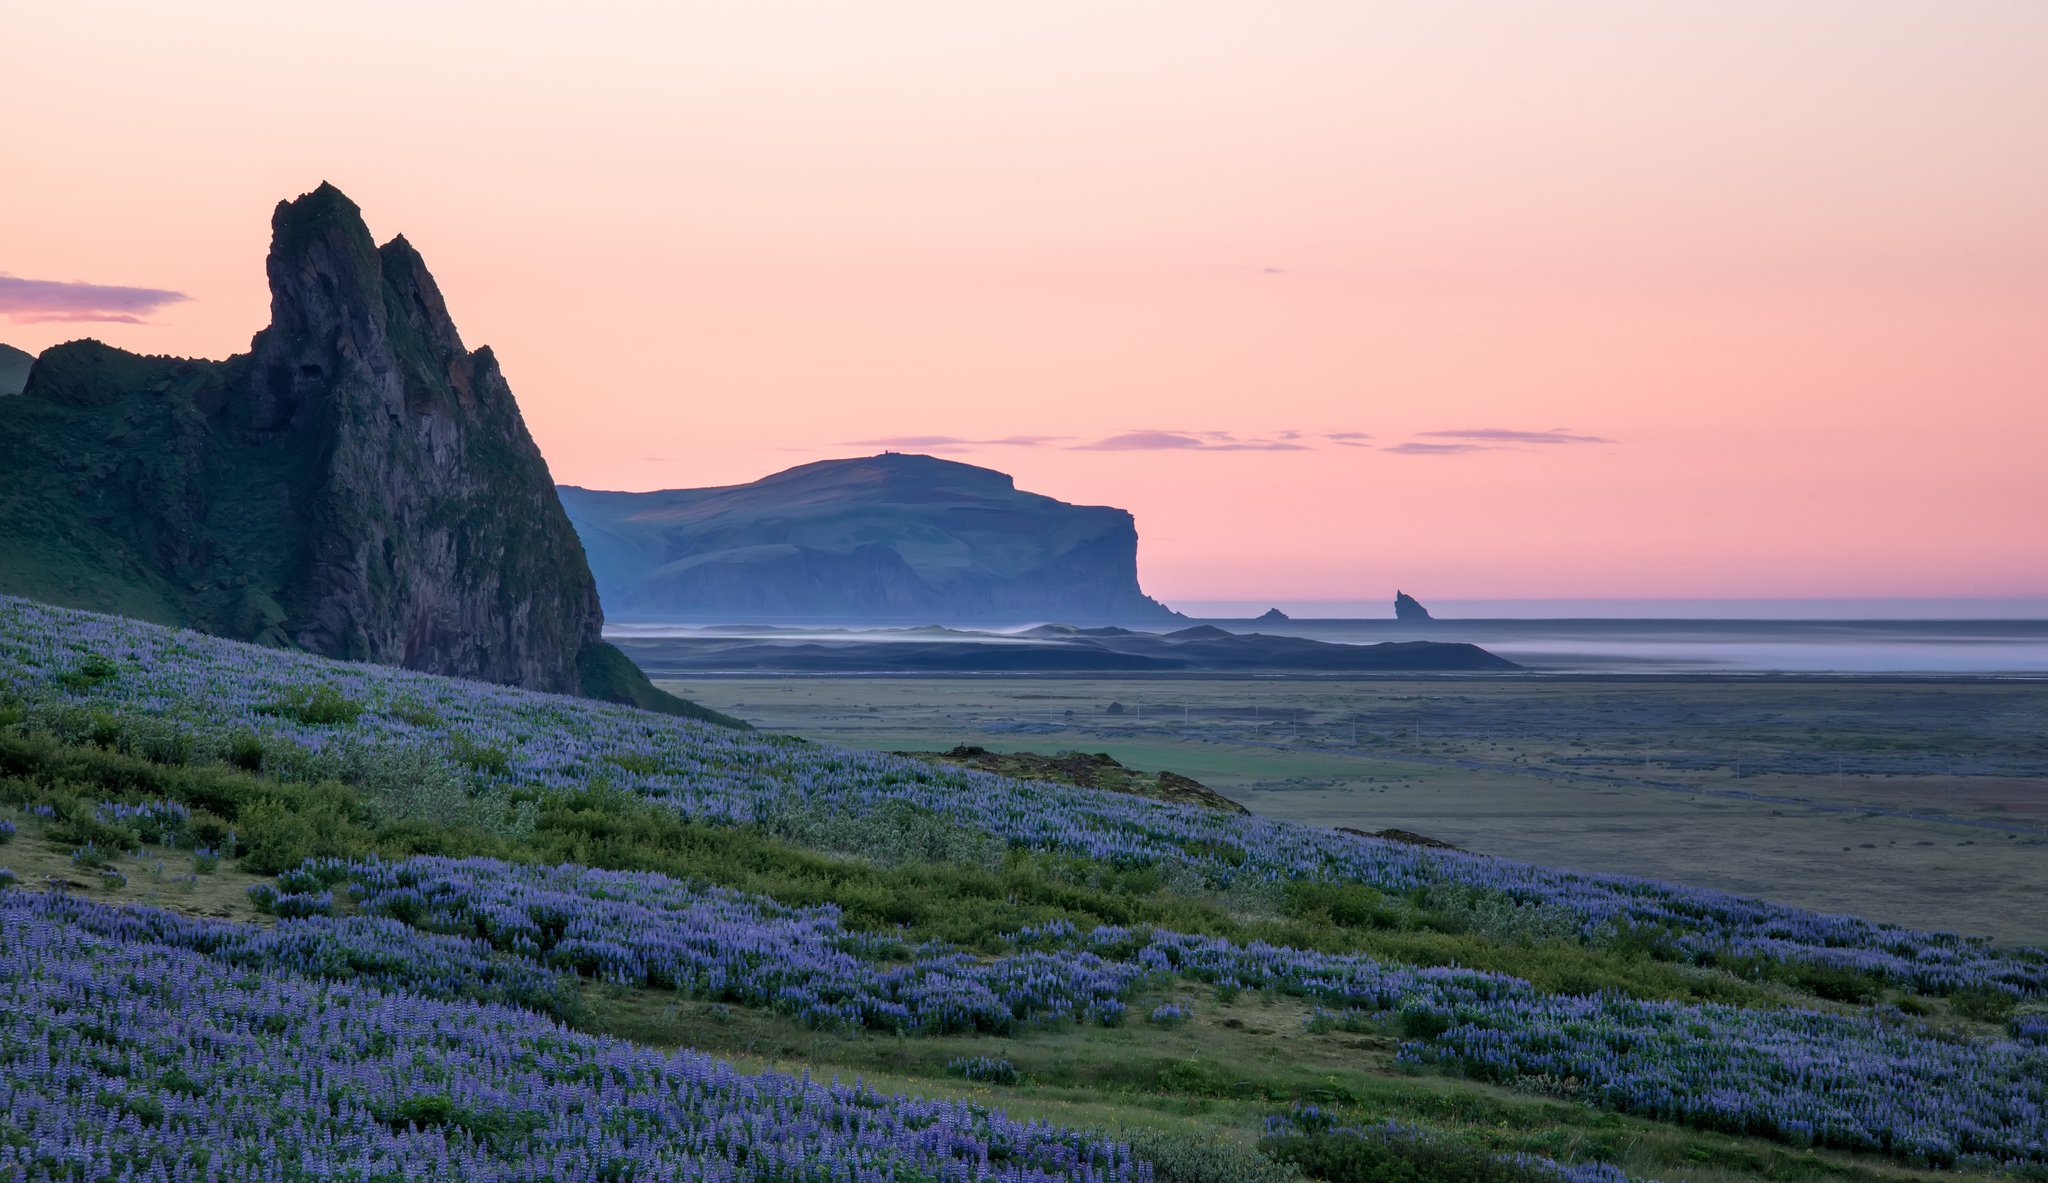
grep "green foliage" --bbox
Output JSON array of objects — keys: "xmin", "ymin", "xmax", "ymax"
[
  {"xmin": 448, "ymin": 733, "xmax": 513, "ymax": 776},
  {"xmin": 56, "ymin": 654, "xmax": 119, "ymax": 695},
  {"xmin": 377, "ymin": 1093, "xmax": 541, "ymax": 1148},
  {"xmin": 69, "ymin": 843, "xmax": 114, "ymax": 870},
  {"xmin": 235, "ymin": 791, "xmax": 366, "ymax": 875},
  {"xmin": 1284, "ymin": 881, "xmax": 1402, "ymax": 930},
  {"xmin": 1263, "ymin": 1122, "xmax": 1554, "ymax": 1183},
  {"xmin": 386, "ymin": 698, "xmax": 442, "ymax": 728},
  {"xmin": 1949, "ymin": 986, "xmax": 2018, "ymax": 1024},
  {"xmin": 227, "ymin": 732, "xmax": 267, "ymax": 772},
  {"xmin": 576, "ymin": 641, "xmax": 749, "ymax": 728},
  {"xmin": 1118, "ymin": 1129, "xmax": 1305, "ymax": 1183},
  {"xmin": 259, "ymin": 685, "xmax": 364, "ymax": 727}
]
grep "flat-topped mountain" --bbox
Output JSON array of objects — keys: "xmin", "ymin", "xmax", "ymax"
[
  {"xmin": 0, "ymin": 184, "xmax": 731, "ymax": 723},
  {"xmin": 562, "ymin": 453, "xmax": 1180, "ymax": 623}
]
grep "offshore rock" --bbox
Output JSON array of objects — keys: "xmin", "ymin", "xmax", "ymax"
[{"xmin": 1395, "ymin": 591, "xmax": 1434, "ymax": 622}]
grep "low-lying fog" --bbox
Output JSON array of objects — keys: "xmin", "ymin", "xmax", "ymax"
[{"xmin": 604, "ymin": 617, "xmax": 2048, "ymax": 675}]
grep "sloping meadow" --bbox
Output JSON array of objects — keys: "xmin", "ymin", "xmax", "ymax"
[{"xmin": 2, "ymin": 596, "xmax": 2046, "ymax": 1176}]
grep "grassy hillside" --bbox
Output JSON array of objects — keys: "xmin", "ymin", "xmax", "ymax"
[{"xmin": 1, "ymin": 596, "xmax": 2043, "ymax": 1182}]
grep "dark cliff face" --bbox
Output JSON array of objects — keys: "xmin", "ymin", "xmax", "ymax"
[
  {"xmin": 0, "ymin": 184, "xmax": 734, "ymax": 721},
  {"xmin": 241, "ymin": 185, "xmax": 602, "ymax": 691},
  {"xmin": 0, "ymin": 343, "xmax": 32, "ymax": 397},
  {"xmin": 562, "ymin": 454, "xmax": 1180, "ymax": 623}
]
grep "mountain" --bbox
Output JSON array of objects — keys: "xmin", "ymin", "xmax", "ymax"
[
  {"xmin": 561, "ymin": 453, "xmax": 1181, "ymax": 623},
  {"xmin": 0, "ymin": 343, "xmax": 33, "ymax": 396},
  {"xmin": 1395, "ymin": 591, "xmax": 1434, "ymax": 622},
  {"xmin": 0, "ymin": 184, "xmax": 735, "ymax": 725}
]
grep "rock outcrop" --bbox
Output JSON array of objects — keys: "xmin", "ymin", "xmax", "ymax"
[
  {"xmin": 0, "ymin": 184, "xmax": 734, "ymax": 724},
  {"xmin": 0, "ymin": 344, "xmax": 32, "ymax": 397},
  {"xmin": 562, "ymin": 453, "xmax": 1181, "ymax": 623},
  {"xmin": 1395, "ymin": 591, "xmax": 1434, "ymax": 622}
]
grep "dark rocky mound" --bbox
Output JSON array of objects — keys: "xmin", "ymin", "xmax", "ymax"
[
  {"xmin": 0, "ymin": 184, "xmax": 738, "ymax": 727},
  {"xmin": 901, "ymin": 745, "xmax": 1249, "ymax": 814},
  {"xmin": 0, "ymin": 344, "xmax": 32, "ymax": 397},
  {"xmin": 612, "ymin": 622, "xmax": 1519, "ymax": 674},
  {"xmin": 1338, "ymin": 825, "xmax": 1465, "ymax": 852},
  {"xmin": 1395, "ymin": 591, "xmax": 1434, "ymax": 622},
  {"xmin": 560, "ymin": 453, "xmax": 1181, "ymax": 624},
  {"xmin": 1255, "ymin": 607, "xmax": 1291, "ymax": 622}
]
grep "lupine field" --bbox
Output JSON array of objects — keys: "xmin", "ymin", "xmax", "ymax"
[{"xmin": 2, "ymin": 595, "xmax": 2046, "ymax": 1182}]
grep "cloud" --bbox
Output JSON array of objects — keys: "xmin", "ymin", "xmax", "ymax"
[
  {"xmin": 846, "ymin": 434, "xmax": 1071, "ymax": 448},
  {"xmin": 1385, "ymin": 442, "xmax": 1497, "ymax": 455},
  {"xmin": 1324, "ymin": 431, "xmax": 1374, "ymax": 448},
  {"xmin": 0, "ymin": 274, "xmax": 191, "ymax": 324},
  {"xmin": 1416, "ymin": 427, "xmax": 1614, "ymax": 445},
  {"xmin": 1074, "ymin": 429, "xmax": 1306, "ymax": 452},
  {"xmin": 854, "ymin": 428, "xmax": 1346, "ymax": 454}
]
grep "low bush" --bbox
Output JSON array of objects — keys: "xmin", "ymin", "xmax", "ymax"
[
  {"xmin": 258, "ymin": 685, "xmax": 363, "ymax": 727},
  {"xmin": 1263, "ymin": 1115, "xmax": 1556, "ymax": 1183}
]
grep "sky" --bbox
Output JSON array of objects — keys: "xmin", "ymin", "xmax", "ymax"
[{"xmin": 4, "ymin": 1, "xmax": 2044, "ymax": 604}]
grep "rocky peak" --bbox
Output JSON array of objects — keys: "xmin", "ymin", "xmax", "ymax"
[
  {"xmin": 1394, "ymin": 591, "xmax": 1434, "ymax": 622},
  {"xmin": 0, "ymin": 184, "xmax": 736, "ymax": 723}
]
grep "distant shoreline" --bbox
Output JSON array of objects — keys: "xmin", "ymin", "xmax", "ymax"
[{"xmin": 608, "ymin": 616, "xmax": 2048, "ymax": 676}]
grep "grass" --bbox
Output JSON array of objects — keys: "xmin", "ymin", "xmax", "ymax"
[
  {"xmin": 668, "ymin": 675, "xmax": 2048, "ymax": 943},
  {"xmin": 0, "ymin": 813, "xmax": 269, "ymax": 923},
  {"xmin": 578, "ymin": 982, "xmax": 2000, "ymax": 1183}
]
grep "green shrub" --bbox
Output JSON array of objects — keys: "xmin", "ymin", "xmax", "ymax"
[
  {"xmin": 70, "ymin": 843, "xmax": 114, "ymax": 870},
  {"xmin": 234, "ymin": 789, "xmax": 367, "ymax": 875},
  {"xmin": 1121, "ymin": 1128, "xmax": 1304, "ymax": 1183},
  {"xmin": 449, "ymin": 733, "xmax": 512, "ymax": 776},
  {"xmin": 1263, "ymin": 1121, "xmax": 1553, "ymax": 1183},
  {"xmin": 1950, "ymin": 986, "xmax": 2018, "ymax": 1024},
  {"xmin": 259, "ymin": 685, "xmax": 363, "ymax": 727},
  {"xmin": 227, "ymin": 732, "xmax": 266, "ymax": 772},
  {"xmin": 1283, "ymin": 880, "xmax": 1401, "ymax": 929},
  {"xmin": 1783, "ymin": 962, "xmax": 1881, "ymax": 1004},
  {"xmin": 56, "ymin": 655, "xmax": 119, "ymax": 695},
  {"xmin": 386, "ymin": 698, "xmax": 442, "ymax": 728}
]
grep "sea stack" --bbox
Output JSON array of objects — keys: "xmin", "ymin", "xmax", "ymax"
[{"xmin": 1394, "ymin": 591, "xmax": 1434, "ymax": 622}]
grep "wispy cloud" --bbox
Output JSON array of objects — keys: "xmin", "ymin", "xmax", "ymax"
[
  {"xmin": 845, "ymin": 434, "xmax": 1073, "ymax": 448},
  {"xmin": 1074, "ymin": 429, "xmax": 1306, "ymax": 452},
  {"xmin": 0, "ymin": 274, "xmax": 191, "ymax": 324},
  {"xmin": 1385, "ymin": 441, "xmax": 1497, "ymax": 455},
  {"xmin": 849, "ymin": 428, "xmax": 1378, "ymax": 454},
  {"xmin": 1416, "ymin": 427, "xmax": 1614, "ymax": 445}
]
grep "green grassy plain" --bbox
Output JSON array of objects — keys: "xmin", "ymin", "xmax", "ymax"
[{"xmin": 665, "ymin": 675, "xmax": 2048, "ymax": 943}]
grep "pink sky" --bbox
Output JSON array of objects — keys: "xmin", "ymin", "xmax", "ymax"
[{"xmin": 5, "ymin": 2, "xmax": 2044, "ymax": 602}]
